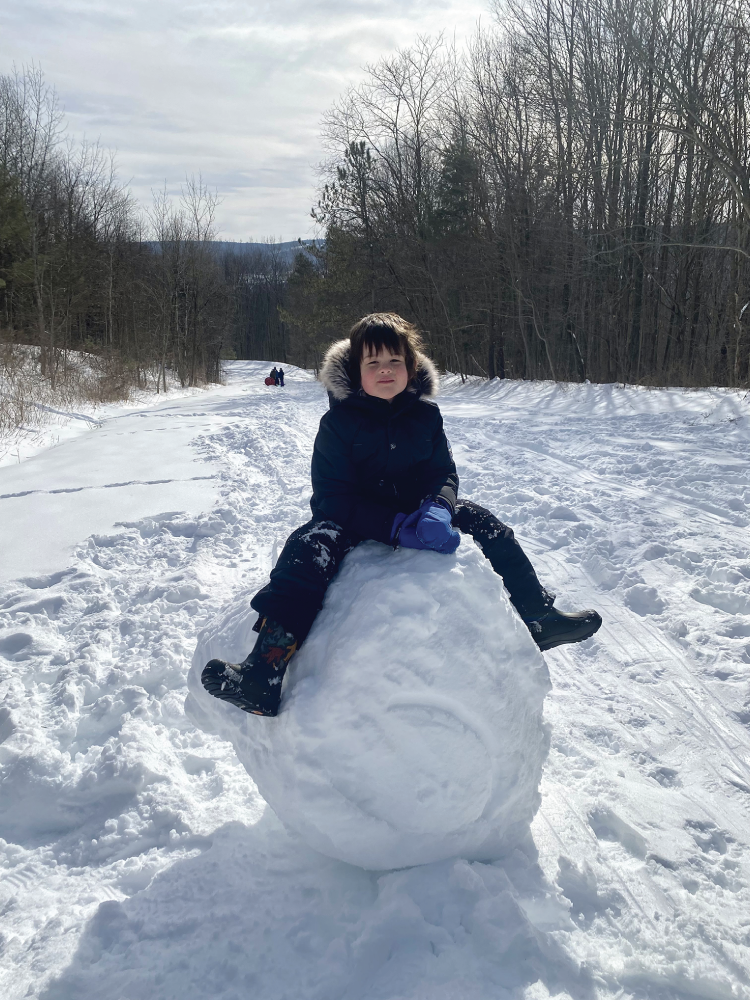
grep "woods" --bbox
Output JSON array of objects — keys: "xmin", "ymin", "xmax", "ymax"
[
  {"xmin": 3, "ymin": 0, "xmax": 750, "ymax": 393},
  {"xmin": 291, "ymin": 0, "xmax": 750, "ymax": 386},
  {"xmin": 0, "ymin": 68, "xmax": 298, "ymax": 405}
]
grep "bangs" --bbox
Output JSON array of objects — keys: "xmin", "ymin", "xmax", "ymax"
[{"xmin": 360, "ymin": 326, "xmax": 405, "ymax": 360}]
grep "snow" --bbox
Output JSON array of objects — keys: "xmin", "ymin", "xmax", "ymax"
[
  {"xmin": 1, "ymin": 362, "xmax": 750, "ymax": 999},
  {"xmin": 188, "ymin": 542, "xmax": 550, "ymax": 870},
  {"xmin": 0, "ymin": 387, "xmax": 225, "ymax": 582},
  {"xmin": 0, "ymin": 365, "xmax": 213, "ymax": 470}
]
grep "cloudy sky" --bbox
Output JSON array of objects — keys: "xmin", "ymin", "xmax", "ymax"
[{"xmin": 1, "ymin": 0, "xmax": 487, "ymax": 241}]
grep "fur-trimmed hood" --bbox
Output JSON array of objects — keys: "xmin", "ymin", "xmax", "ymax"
[{"xmin": 318, "ymin": 339, "xmax": 439, "ymax": 402}]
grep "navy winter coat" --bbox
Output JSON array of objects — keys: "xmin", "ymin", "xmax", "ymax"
[{"xmin": 311, "ymin": 340, "xmax": 459, "ymax": 545}]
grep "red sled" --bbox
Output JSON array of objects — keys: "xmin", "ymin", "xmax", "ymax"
[{"xmin": 264, "ymin": 376, "xmax": 275, "ymax": 386}]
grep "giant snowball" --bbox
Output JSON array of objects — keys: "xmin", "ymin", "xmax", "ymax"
[{"xmin": 187, "ymin": 541, "xmax": 551, "ymax": 870}]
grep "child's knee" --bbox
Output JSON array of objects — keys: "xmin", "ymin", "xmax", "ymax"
[{"xmin": 454, "ymin": 500, "xmax": 508, "ymax": 544}]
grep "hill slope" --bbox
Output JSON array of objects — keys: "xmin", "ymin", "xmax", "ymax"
[{"xmin": 0, "ymin": 365, "xmax": 749, "ymax": 1000}]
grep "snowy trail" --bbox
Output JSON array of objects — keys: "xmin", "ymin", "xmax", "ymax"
[
  {"xmin": 0, "ymin": 385, "xmax": 232, "ymax": 582},
  {"xmin": 1, "ymin": 363, "xmax": 749, "ymax": 999}
]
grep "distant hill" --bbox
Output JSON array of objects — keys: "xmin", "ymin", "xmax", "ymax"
[
  {"xmin": 143, "ymin": 240, "xmax": 324, "ymax": 268},
  {"xmin": 208, "ymin": 240, "xmax": 323, "ymax": 266}
]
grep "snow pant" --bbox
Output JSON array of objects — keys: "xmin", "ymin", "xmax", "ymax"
[{"xmin": 250, "ymin": 499, "xmax": 553, "ymax": 644}]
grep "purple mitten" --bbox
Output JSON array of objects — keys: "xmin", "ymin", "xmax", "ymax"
[
  {"xmin": 398, "ymin": 501, "xmax": 460, "ymax": 554},
  {"xmin": 397, "ymin": 507, "xmax": 428, "ymax": 550}
]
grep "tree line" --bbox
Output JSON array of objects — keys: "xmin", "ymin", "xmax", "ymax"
[
  {"xmin": 4, "ymin": 0, "xmax": 750, "ymax": 395},
  {"xmin": 285, "ymin": 0, "xmax": 750, "ymax": 386},
  {"xmin": 0, "ymin": 67, "xmax": 294, "ymax": 396}
]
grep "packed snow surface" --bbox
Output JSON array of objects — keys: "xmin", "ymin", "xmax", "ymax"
[
  {"xmin": 0, "ymin": 384, "xmax": 219, "ymax": 582},
  {"xmin": 188, "ymin": 542, "xmax": 551, "ymax": 870},
  {"xmin": 1, "ymin": 362, "xmax": 750, "ymax": 1000}
]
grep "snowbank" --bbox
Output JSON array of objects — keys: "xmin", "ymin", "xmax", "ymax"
[{"xmin": 187, "ymin": 541, "xmax": 551, "ymax": 870}]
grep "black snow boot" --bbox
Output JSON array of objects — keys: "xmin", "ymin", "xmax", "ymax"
[
  {"xmin": 201, "ymin": 617, "xmax": 298, "ymax": 716},
  {"xmin": 525, "ymin": 606, "xmax": 602, "ymax": 652}
]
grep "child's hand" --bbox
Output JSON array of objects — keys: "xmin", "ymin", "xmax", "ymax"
[{"xmin": 396, "ymin": 501, "xmax": 460, "ymax": 554}]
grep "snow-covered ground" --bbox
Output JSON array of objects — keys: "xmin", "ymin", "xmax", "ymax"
[
  {"xmin": 1, "ymin": 362, "xmax": 749, "ymax": 1000},
  {"xmin": 0, "ymin": 365, "xmax": 209, "ymax": 471},
  {"xmin": 0, "ymin": 391, "xmax": 224, "ymax": 584}
]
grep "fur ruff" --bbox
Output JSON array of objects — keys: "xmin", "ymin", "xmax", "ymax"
[{"xmin": 318, "ymin": 339, "xmax": 439, "ymax": 401}]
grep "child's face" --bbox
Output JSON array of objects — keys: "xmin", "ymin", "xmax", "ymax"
[{"xmin": 360, "ymin": 347, "xmax": 409, "ymax": 401}]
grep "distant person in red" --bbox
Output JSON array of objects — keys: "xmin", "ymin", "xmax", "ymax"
[{"xmin": 270, "ymin": 367, "xmax": 279, "ymax": 385}]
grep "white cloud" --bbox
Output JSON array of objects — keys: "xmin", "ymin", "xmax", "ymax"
[{"xmin": 1, "ymin": 0, "xmax": 486, "ymax": 239}]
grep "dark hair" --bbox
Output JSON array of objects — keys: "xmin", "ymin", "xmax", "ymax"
[{"xmin": 348, "ymin": 313, "xmax": 424, "ymax": 384}]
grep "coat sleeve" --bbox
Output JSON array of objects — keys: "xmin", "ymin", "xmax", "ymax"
[
  {"xmin": 418, "ymin": 411, "xmax": 459, "ymax": 511},
  {"xmin": 310, "ymin": 414, "xmax": 398, "ymax": 545}
]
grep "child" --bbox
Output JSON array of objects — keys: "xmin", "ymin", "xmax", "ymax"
[{"xmin": 202, "ymin": 313, "xmax": 601, "ymax": 716}]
